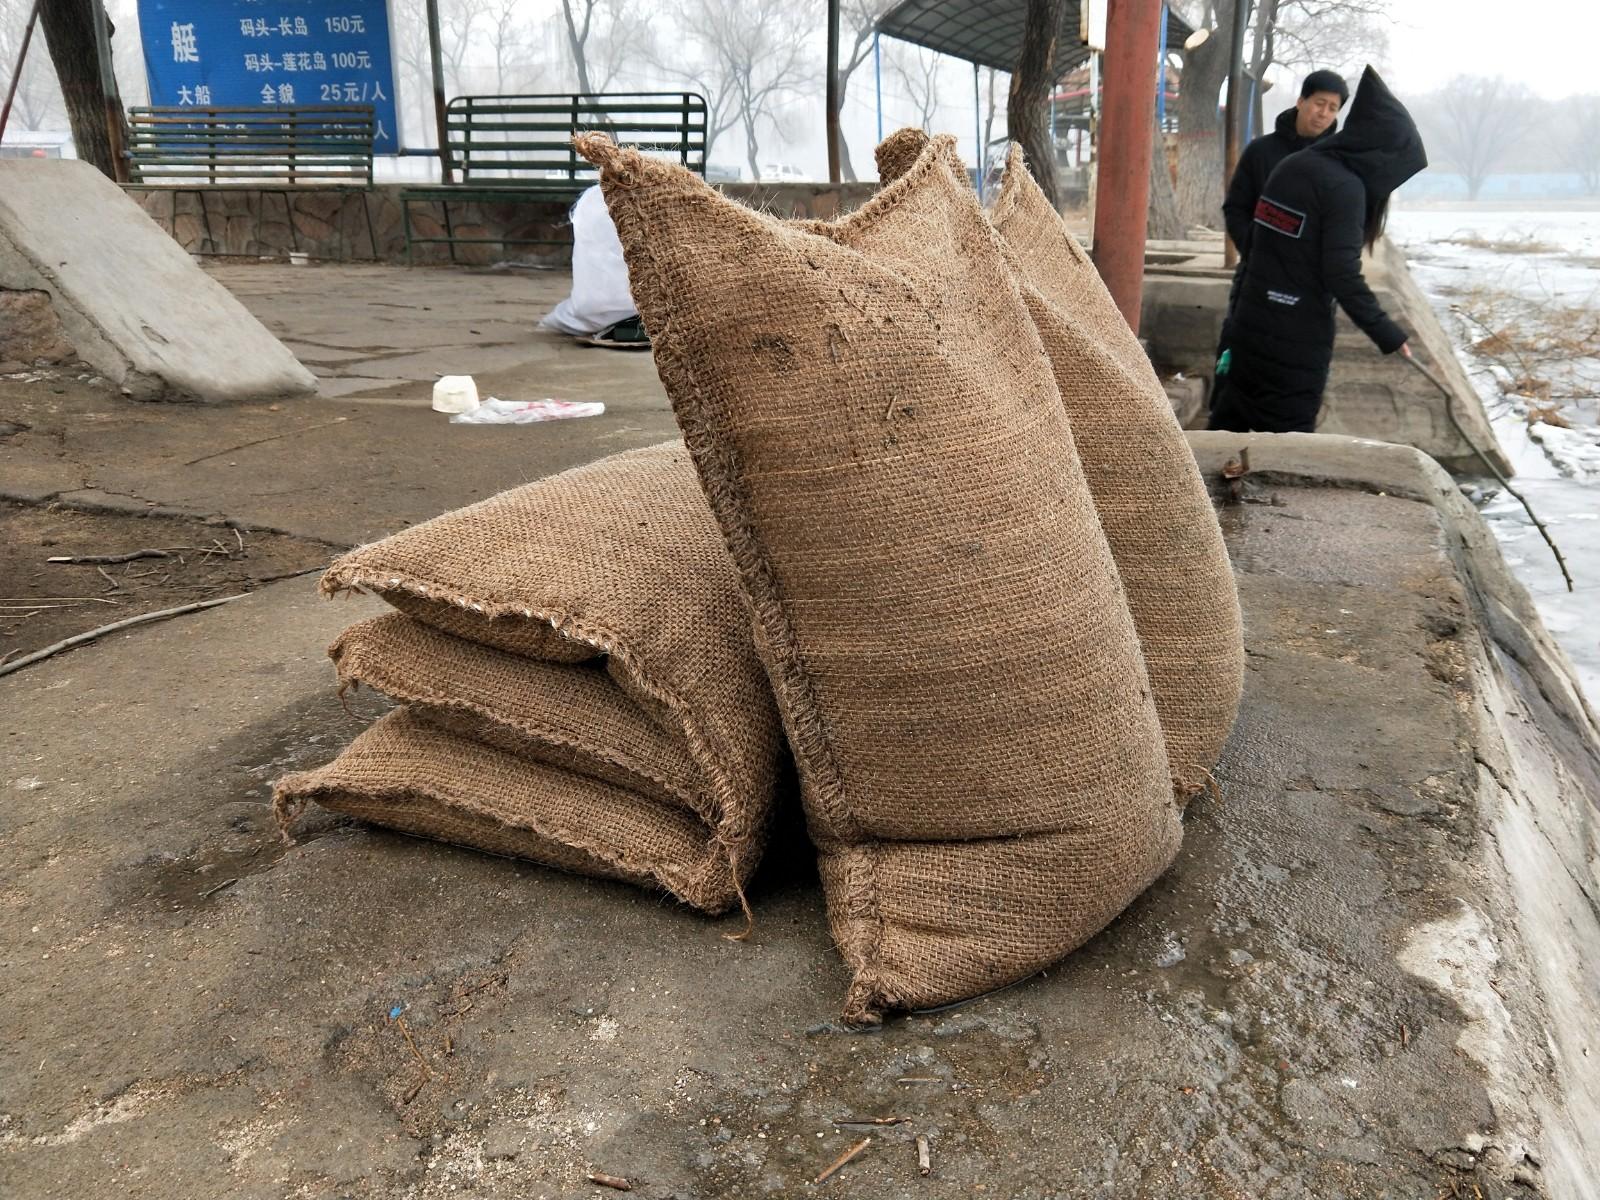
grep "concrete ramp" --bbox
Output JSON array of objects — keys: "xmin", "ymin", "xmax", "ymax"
[{"xmin": 0, "ymin": 160, "xmax": 315, "ymax": 402}]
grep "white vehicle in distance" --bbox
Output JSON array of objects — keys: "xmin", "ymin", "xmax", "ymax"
[{"xmin": 757, "ymin": 162, "xmax": 808, "ymax": 182}]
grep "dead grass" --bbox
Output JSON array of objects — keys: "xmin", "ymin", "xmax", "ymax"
[
  {"xmin": 1440, "ymin": 234, "xmax": 1562, "ymax": 255},
  {"xmin": 1447, "ymin": 279, "xmax": 1600, "ymax": 422}
]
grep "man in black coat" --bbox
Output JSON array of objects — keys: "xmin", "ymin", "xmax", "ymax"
[
  {"xmin": 1209, "ymin": 66, "xmax": 1427, "ymax": 434},
  {"xmin": 1222, "ymin": 69, "xmax": 1349, "ymax": 262}
]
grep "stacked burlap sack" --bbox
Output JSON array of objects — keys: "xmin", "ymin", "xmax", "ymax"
[
  {"xmin": 277, "ymin": 131, "xmax": 1243, "ymax": 1026},
  {"xmin": 273, "ymin": 441, "xmax": 787, "ymax": 917}
]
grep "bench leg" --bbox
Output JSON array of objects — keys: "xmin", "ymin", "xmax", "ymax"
[
  {"xmin": 361, "ymin": 191, "xmax": 379, "ymax": 262},
  {"xmin": 258, "ymin": 191, "xmax": 279, "ymax": 256},
  {"xmin": 442, "ymin": 199, "xmax": 458, "ymax": 266},
  {"xmin": 195, "ymin": 190, "xmax": 216, "ymax": 255},
  {"xmin": 283, "ymin": 191, "xmax": 300, "ymax": 255}
]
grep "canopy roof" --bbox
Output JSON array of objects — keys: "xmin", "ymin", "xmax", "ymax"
[{"xmin": 877, "ymin": 0, "xmax": 1193, "ymax": 76}]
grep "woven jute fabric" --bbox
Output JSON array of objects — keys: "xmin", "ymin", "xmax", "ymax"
[
  {"xmin": 275, "ymin": 441, "xmax": 784, "ymax": 914},
  {"xmin": 873, "ymin": 127, "xmax": 929, "ymax": 188},
  {"xmin": 578, "ymin": 131, "xmax": 1180, "ymax": 1024},
  {"xmin": 986, "ymin": 144, "xmax": 1245, "ymax": 796},
  {"xmin": 276, "ymin": 708, "xmax": 727, "ymax": 899},
  {"xmin": 328, "ymin": 613, "xmax": 706, "ymax": 819}
]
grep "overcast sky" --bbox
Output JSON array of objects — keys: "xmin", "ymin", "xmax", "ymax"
[{"xmin": 1385, "ymin": 0, "xmax": 1597, "ymax": 98}]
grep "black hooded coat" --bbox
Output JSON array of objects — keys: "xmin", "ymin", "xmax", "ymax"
[
  {"xmin": 1210, "ymin": 67, "xmax": 1428, "ymax": 433},
  {"xmin": 1222, "ymin": 105, "xmax": 1337, "ymax": 259}
]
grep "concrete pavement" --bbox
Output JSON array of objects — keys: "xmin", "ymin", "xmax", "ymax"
[
  {"xmin": 3, "ymin": 429, "xmax": 1597, "ymax": 1197},
  {"xmin": 0, "ymin": 266, "xmax": 674, "ymax": 548},
  {"xmin": 2, "ymin": 258, "xmax": 1596, "ymax": 1196}
]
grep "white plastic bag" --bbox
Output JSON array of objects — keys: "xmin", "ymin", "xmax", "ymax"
[
  {"xmin": 538, "ymin": 186, "xmax": 638, "ymax": 337},
  {"xmin": 449, "ymin": 398, "xmax": 606, "ymax": 425}
]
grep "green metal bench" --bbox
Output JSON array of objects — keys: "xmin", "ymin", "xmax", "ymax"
[
  {"xmin": 400, "ymin": 92, "xmax": 708, "ymax": 263},
  {"xmin": 126, "ymin": 105, "xmax": 378, "ymax": 258}
]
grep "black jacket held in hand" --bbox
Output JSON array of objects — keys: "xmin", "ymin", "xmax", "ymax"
[
  {"xmin": 1222, "ymin": 67, "xmax": 1427, "ymax": 424},
  {"xmin": 1221, "ymin": 106, "xmax": 1336, "ymax": 258}
]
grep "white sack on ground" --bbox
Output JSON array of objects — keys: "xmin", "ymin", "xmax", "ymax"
[{"xmin": 539, "ymin": 185, "xmax": 639, "ymax": 336}]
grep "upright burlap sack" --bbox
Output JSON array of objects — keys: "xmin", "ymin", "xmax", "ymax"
[
  {"xmin": 273, "ymin": 441, "xmax": 784, "ymax": 915},
  {"xmin": 577, "ymin": 132, "xmax": 1181, "ymax": 1023},
  {"xmin": 877, "ymin": 131, "xmax": 1244, "ymax": 795},
  {"xmin": 988, "ymin": 145, "xmax": 1243, "ymax": 794}
]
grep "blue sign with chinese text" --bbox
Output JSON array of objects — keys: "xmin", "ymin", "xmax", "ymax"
[{"xmin": 137, "ymin": 0, "xmax": 400, "ymax": 153}]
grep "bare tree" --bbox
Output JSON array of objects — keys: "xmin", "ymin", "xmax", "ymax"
[
  {"xmin": 890, "ymin": 44, "xmax": 943, "ymax": 131},
  {"xmin": 389, "ymin": 0, "xmax": 486, "ymax": 145},
  {"xmin": 1420, "ymin": 75, "xmax": 1539, "ymax": 201},
  {"xmin": 1148, "ymin": 110, "xmax": 1184, "ymax": 239},
  {"xmin": 1564, "ymin": 94, "xmax": 1600, "ymax": 196},
  {"xmin": 980, "ymin": 67, "xmax": 1005, "ymax": 180},
  {"xmin": 554, "ymin": 1, "xmax": 650, "ymax": 94},
  {"xmin": 1, "ymin": 0, "xmax": 64, "ymax": 133},
  {"xmin": 1269, "ymin": 0, "xmax": 1389, "ymax": 82},
  {"xmin": 560, "ymin": 0, "xmax": 601, "ymax": 93},
  {"xmin": 1008, "ymin": 0, "xmax": 1065, "ymax": 207},
  {"xmin": 833, "ymin": 0, "xmax": 895, "ymax": 181},
  {"xmin": 1172, "ymin": 0, "xmax": 1232, "ymax": 229},
  {"xmin": 667, "ymin": 0, "xmax": 818, "ymax": 180},
  {"xmin": 481, "ymin": 0, "xmax": 540, "ymax": 92},
  {"xmin": 437, "ymin": 0, "xmax": 488, "ymax": 93}
]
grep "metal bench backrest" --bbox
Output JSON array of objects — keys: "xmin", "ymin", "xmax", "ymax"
[
  {"xmin": 127, "ymin": 105, "xmax": 375, "ymax": 185},
  {"xmin": 446, "ymin": 93, "xmax": 707, "ymax": 184}
]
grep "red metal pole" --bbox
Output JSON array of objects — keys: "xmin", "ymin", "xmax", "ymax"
[
  {"xmin": 1091, "ymin": 0, "xmax": 1162, "ymax": 334},
  {"xmin": 0, "ymin": 0, "xmax": 43, "ymax": 147}
]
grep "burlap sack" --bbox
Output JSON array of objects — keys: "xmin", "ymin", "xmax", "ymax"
[
  {"xmin": 578, "ymin": 131, "xmax": 1181, "ymax": 1024},
  {"xmin": 991, "ymin": 143, "xmax": 1243, "ymax": 795},
  {"xmin": 279, "ymin": 708, "xmax": 730, "ymax": 900},
  {"xmin": 878, "ymin": 130, "xmax": 1244, "ymax": 794},
  {"xmin": 274, "ymin": 441, "xmax": 784, "ymax": 915},
  {"xmin": 329, "ymin": 613, "xmax": 705, "ymax": 817},
  {"xmin": 873, "ymin": 127, "xmax": 929, "ymax": 188}
]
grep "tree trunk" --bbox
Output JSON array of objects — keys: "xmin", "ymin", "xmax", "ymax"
[
  {"xmin": 1174, "ymin": 2, "xmax": 1232, "ymax": 231},
  {"xmin": 1246, "ymin": 0, "xmax": 1277, "ymax": 144},
  {"xmin": 1008, "ymin": 0, "xmax": 1064, "ymax": 208},
  {"xmin": 836, "ymin": 63, "xmax": 859, "ymax": 181},
  {"xmin": 39, "ymin": 0, "xmax": 126, "ymax": 181},
  {"xmin": 1148, "ymin": 112, "xmax": 1183, "ymax": 240},
  {"xmin": 561, "ymin": 0, "xmax": 595, "ymax": 94},
  {"xmin": 744, "ymin": 113, "xmax": 760, "ymax": 183}
]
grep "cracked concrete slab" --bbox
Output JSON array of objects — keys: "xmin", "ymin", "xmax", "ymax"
[
  {"xmin": 0, "ymin": 162, "xmax": 315, "ymax": 403},
  {"xmin": 3, "ymin": 433, "xmax": 1595, "ymax": 1198}
]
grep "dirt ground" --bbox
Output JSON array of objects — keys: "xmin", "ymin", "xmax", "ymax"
[{"xmin": 0, "ymin": 502, "xmax": 336, "ymax": 665}]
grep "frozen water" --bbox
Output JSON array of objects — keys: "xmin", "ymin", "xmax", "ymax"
[{"xmin": 1390, "ymin": 207, "xmax": 1600, "ymax": 706}]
